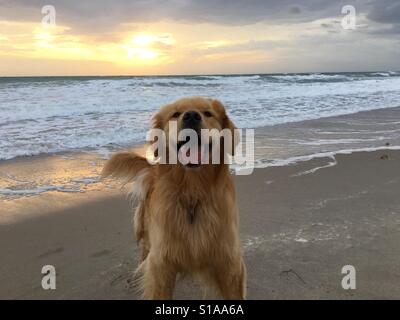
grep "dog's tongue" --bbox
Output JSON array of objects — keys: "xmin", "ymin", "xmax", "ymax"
[
  {"xmin": 187, "ymin": 146, "xmax": 202, "ymax": 164},
  {"xmin": 180, "ymin": 144, "xmax": 204, "ymax": 165}
]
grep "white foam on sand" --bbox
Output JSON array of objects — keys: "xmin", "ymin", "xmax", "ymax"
[
  {"xmin": 0, "ymin": 185, "xmax": 81, "ymax": 196},
  {"xmin": 233, "ymin": 145, "xmax": 400, "ymax": 175},
  {"xmin": 0, "ymin": 176, "xmax": 102, "ymax": 198},
  {"xmin": 291, "ymin": 156, "xmax": 338, "ymax": 177}
]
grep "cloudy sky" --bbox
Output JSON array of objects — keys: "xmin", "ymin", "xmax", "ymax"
[{"xmin": 0, "ymin": 0, "xmax": 399, "ymax": 76}]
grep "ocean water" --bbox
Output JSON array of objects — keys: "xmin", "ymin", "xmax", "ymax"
[{"xmin": 1, "ymin": 72, "xmax": 400, "ymax": 161}]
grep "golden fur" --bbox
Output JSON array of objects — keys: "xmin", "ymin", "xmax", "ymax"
[{"xmin": 102, "ymin": 97, "xmax": 246, "ymax": 299}]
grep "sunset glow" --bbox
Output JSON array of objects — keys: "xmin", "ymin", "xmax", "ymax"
[{"xmin": 0, "ymin": 1, "xmax": 399, "ymax": 76}]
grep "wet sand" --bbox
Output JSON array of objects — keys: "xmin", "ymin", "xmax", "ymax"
[{"xmin": 1, "ymin": 149, "xmax": 400, "ymax": 299}]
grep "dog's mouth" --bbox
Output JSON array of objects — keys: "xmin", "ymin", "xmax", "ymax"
[{"xmin": 177, "ymin": 137, "xmax": 208, "ymax": 169}]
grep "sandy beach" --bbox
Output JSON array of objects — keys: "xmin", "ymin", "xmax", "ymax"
[{"xmin": 1, "ymin": 148, "xmax": 399, "ymax": 299}]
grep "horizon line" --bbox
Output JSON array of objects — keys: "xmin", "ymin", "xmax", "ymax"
[{"xmin": 0, "ymin": 70, "xmax": 399, "ymax": 78}]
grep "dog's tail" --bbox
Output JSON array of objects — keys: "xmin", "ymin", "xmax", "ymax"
[
  {"xmin": 102, "ymin": 151, "xmax": 153, "ymax": 245},
  {"xmin": 102, "ymin": 152, "xmax": 150, "ymax": 182}
]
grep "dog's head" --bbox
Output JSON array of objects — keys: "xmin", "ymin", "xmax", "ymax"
[{"xmin": 149, "ymin": 97, "xmax": 238, "ymax": 169}]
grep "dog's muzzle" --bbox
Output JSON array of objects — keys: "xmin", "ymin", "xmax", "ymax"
[{"xmin": 182, "ymin": 111, "xmax": 201, "ymax": 130}]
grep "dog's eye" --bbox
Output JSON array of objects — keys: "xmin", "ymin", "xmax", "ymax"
[
  {"xmin": 203, "ymin": 111, "xmax": 213, "ymax": 117},
  {"xmin": 172, "ymin": 112, "xmax": 181, "ymax": 118}
]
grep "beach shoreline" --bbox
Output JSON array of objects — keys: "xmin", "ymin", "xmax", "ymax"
[
  {"xmin": 2, "ymin": 105, "xmax": 400, "ymax": 203},
  {"xmin": 2, "ymin": 72, "xmax": 400, "ymax": 162},
  {"xmin": 1, "ymin": 104, "xmax": 400, "ymax": 162},
  {"xmin": 1, "ymin": 148, "xmax": 399, "ymax": 299}
]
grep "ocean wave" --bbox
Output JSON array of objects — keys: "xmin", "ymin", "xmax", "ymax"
[
  {"xmin": 140, "ymin": 81, "xmax": 222, "ymax": 88},
  {"xmin": 262, "ymin": 73, "xmax": 353, "ymax": 83},
  {"xmin": 253, "ymin": 72, "xmax": 400, "ymax": 84},
  {"xmin": 1, "ymin": 73, "xmax": 400, "ymax": 160}
]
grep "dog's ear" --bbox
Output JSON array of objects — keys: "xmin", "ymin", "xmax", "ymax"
[
  {"xmin": 151, "ymin": 113, "xmax": 163, "ymax": 130},
  {"xmin": 209, "ymin": 99, "xmax": 239, "ymax": 156}
]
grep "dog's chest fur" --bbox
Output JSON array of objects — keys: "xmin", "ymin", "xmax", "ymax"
[{"xmin": 150, "ymin": 173, "xmax": 229, "ymax": 256}]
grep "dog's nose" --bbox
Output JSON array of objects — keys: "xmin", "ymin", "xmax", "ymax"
[{"xmin": 182, "ymin": 111, "xmax": 201, "ymax": 126}]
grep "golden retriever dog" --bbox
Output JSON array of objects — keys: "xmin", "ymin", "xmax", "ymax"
[{"xmin": 102, "ymin": 97, "xmax": 246, "ymax": 299}]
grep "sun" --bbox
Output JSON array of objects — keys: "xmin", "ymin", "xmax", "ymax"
[
  {"xmin": 131, "ymin": 34, "xmax": 156, "ymax": 47},
  {"xmin": 121, "ymin": 34, "xmax": 160, "ymax": 62},
  {"xmin": 119, "ymin": 33, "xmax": 175, "ymax": 63}
]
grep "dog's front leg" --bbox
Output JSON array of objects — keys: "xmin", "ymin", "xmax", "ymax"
[{"xmin": 142, "ymin": 254, "xmax": 177, "ymax": 300}]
